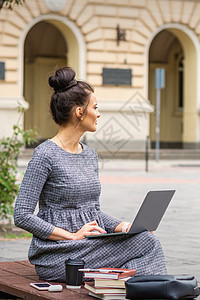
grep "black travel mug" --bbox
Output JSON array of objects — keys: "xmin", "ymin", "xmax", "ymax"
[{"xmin": 65, "ymin": 258, "xmax": 85, "ymax": 289}]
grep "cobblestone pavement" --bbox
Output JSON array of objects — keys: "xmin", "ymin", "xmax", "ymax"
[{"xmin": 1, "ymin": 158, "xmax": 200, "ymax": 287}]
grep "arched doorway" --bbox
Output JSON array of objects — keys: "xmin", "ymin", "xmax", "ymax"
[
  {"xmin": 24, "ymin": 21, "xmax": 67, "ymax": 140},
  {"xmin": 148, "ymin": 26, "xmax": 199, "ymax": 149},
  {"xmin": 149, "ymin": 30, "xmax": 184, "ymax": 148}
]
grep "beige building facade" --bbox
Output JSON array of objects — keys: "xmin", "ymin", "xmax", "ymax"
[{"xmin": 0, "ymin": 0, "xmax": 200, "ymax": 153}]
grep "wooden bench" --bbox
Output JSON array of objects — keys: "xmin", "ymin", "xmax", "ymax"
[{"xmin": 0, "ymin": 260, "xmax": 91, "ymax": 299}]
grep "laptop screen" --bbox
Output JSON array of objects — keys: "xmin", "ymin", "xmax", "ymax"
[{"xmin": 129, "ymin": 190, "xmax": 175, "ymax": 234}]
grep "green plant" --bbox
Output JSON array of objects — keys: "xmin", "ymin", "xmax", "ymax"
[
  {"xmin": 4, "ymin": 231, "xmax": 33, "ymax": 239},
  {"xmin": 0, "ymin": 105, "xmax": 37, "ymax": 221},
  {"xmin": 0, "ymin": 0, "xmax": 25, "ymax": 10}
]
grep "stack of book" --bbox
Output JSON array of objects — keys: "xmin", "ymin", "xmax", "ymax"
[{"xmin": 82, "ymin": 267, "xmax": 136, "ymax": 300}]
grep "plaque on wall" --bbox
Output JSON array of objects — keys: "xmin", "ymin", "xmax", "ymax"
[
  {"xmin": 102, "ymin": 68, "xmax": 132, "ymax": 86},
  {"xmin": 0, "ymin": 62, "xmax": 5, "ymax": 80}
]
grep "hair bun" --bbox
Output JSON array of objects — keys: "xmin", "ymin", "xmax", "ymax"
[
  {"xmin": 49, "ymin": 67, "xmax": 76, "ymax": 92},
  {"xmin": 48, "ymin": 75, "xmax": 59, "ymax": 92}
]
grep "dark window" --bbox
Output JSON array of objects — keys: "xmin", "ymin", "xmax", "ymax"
[
  {"xmin": 0, "ymin": 62, "xmax": 5, "ymax": 80},
  {"xmin": 178, "ymin": 57, "xmax": 184, "ymax": 111}
]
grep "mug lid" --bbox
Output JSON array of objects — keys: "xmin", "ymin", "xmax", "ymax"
[{"xmin": 65, "ymin": 258, "xmax": 85, "ymax": 265}]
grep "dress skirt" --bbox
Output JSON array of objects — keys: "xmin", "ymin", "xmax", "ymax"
[{"xmin": 32, "ymin": 231, "xmax": 167, "ymax": 282}]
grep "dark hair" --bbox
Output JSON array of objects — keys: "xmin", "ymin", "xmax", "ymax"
[{"xmin": 49, "ymin": 67, "xmax": 94, "ymax": 126}]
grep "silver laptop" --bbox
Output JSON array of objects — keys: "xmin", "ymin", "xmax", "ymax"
[{"xmin": 86, "ymin": 190, "xmax": 175, "ymax": 239}]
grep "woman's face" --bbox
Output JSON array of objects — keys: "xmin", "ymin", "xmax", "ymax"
[{"xmin": 80, "ymin": 92, "xmax": 100, "ymax": 132}]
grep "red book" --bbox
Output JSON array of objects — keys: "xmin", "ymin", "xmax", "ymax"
[{"xmin": 83, "ymin": 268, "xmax": 136, "ymax": 280}]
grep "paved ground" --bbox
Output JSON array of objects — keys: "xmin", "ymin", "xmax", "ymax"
[
  {"xmin": 1, "ymin": 157, "xmax": 200, "ymax": 286},
  {"xmin": 99, "ymin": 158, "xmax": 200, "ymax": 284}
]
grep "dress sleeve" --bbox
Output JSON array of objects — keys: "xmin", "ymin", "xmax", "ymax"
[
  {"xmin": 14, "ymin": 149, "xmax": 55, "ymax": 240},
  {"xmin": 99, "ymin": 211, "xmax": 122, "ymax": 233}
]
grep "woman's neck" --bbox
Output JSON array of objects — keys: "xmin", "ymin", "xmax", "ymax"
[{"xmin": 52, "ymin": 125, "xmax": 84, "ymax": 154}]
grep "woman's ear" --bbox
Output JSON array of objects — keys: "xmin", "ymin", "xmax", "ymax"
[{"xmin": 75, "ymin": 107, "xmax": 83, "ymax": 120}]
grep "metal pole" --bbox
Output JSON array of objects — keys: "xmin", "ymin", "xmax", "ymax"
[
  {"xmin": 155, "ymin": 88, "xmax": 160, "ymax": 161},
  {"xmin": 145, "ymin": 136, "xmax": 150, "ymax": 172}
]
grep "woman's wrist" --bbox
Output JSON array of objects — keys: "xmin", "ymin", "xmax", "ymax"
[{"xmin": 48, "ymin": 226, "xmax": 75, "ymax": 241}]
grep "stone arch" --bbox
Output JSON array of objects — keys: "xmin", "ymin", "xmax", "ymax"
[
  {"xmin": 19, "ymin": 14, "xmax": 86, "ymax": 140},
  {"xmin": 145, "ymin": 23, "xmax": 200, "ymax": 148},
  {"xmin": 19, "ymin": 14, "xmax": 86, "ymax": 96}
]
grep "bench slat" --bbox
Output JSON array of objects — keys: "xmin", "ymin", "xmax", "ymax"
[{"xmin": 0, "ymin": 261, "xmax": 91, "ymax": 299}]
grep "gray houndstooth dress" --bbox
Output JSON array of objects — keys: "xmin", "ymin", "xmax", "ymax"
[{"xmin": 14, "ymin": 140, "xmax": 167, "ymax": 282}]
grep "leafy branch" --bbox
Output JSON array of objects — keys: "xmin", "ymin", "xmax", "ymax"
[
  {"xmin": 0, "ymin": 105, "xmax": 37, "ymax": 221},
  {"xmin": 0, "ymin": 0, "xmax": 25, "ymax": 10}
]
